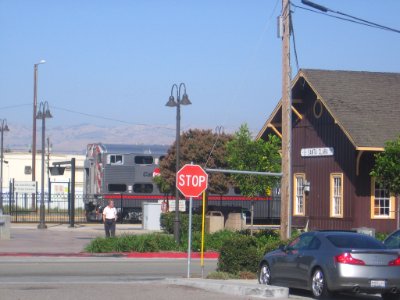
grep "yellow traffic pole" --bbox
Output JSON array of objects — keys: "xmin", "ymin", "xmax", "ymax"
[{"xmin": 201, "ymin": 190, "xmax": 206, "ymax": 278}]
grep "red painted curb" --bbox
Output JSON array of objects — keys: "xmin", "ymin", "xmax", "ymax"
[
  {"xmin": 0, "ymin": 252, "xmax": 219, "ymax": 259},
  {"xmin": 126, "ymin": 252, "xmax": 219, "ymax": 259}
]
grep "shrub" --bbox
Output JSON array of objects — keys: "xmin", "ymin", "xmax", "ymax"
[
  {"xmin": 160, "ymin": 212, "xmax": 202, "ymax": 238},
  {"xmin": 85, "ymin": 233, "xmax": 177, "ymax": 253},
  {"xmin": 160, "ymin": 212, "xmax": 174, "ymax": 234},
  {"xmin": 218, "ymin": 235, "xmax": 260, "ymax": 274},
  {"xmin": 206, "ymin": 230, "xmax": 239, "ymax": 251},
  {"xmin": 376, "ymin": 232, "xmax": 389, "ymax": 242},
  {"xmin": 85, "ymin": 236, "xmax": 117, "ymax": 253}
]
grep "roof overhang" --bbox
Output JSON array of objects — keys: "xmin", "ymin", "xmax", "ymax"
[{"xmin": 257, "ymin": 70, "xmax": 385, "ymax": 152}]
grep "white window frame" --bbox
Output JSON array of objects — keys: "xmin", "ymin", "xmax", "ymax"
[
  {"xmin": 330, "ymin": 173, "xmax": 343, "ymax": 218},
  {"xmin": 370, "ymin": 178, "xmax": 395, "ymax": 219},
  {"xmin": 293, "ymin": 173, "xmax": 306, "ymax": 216}
]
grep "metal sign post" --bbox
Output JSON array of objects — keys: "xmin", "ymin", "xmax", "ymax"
[
  {"xmin": 176, "ymin": 163, "xmax": 208, "ymax": 279},
  {"xmin": 187, "ymin": 196, "xmax": 193, "ymax": 278}
]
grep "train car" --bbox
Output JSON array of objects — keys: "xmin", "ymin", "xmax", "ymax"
[{"xmin": 83, "ymin": 143, "xmax": 281, "ymax": 224}]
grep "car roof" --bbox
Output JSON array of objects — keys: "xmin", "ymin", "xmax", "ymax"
[{"xmin": 312, "ymin": 230, "xmax": 369, "ymax": 237}]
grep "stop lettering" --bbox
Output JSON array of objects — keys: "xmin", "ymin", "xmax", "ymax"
[
  {"xmin": 178, "ymin": 174, "xmax": 206, "ymax": 187},
  {"xmin": 176, "ymin": 164, "xmax": 208, "ymax": 197}
]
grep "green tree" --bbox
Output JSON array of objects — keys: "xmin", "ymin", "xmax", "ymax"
[
  {"xmin": 226, "ymin": 124, "xmax": 281, "ymax": 197},
  {"xmin": 155, "ymin": 129, "xmax": 233, "ymax": 196},
  {"xmin": 370, "ymin": 136, "xmax": 400, "ymax": 196}
]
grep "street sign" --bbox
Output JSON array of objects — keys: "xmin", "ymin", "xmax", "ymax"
[
  {"xmin": 14, "ymin": 181, "xmax": 36, "ymax": 194},
  {"xmin": 176, "ymin": 164, "xmax": 208, "ymax": 198}
]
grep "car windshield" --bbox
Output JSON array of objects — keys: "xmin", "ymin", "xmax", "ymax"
[{"xmin": 326, "ymin": 234, "xmax": 386, "ymax": 249}]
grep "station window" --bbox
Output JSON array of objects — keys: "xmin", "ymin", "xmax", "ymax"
[
  {"xmin": 135, "ymin": 156, "xmax": 153, "ymax": 165},
  {"xmin": 133, "ymin": 183, "xmax": 154, "ymax": 193},
  {"xmin": 293, "ymin": 173, "xmax": 306, "ymax": 216},
  {"xmin": 370, "ymin": 178, "xmax": 395, "ymax": 219},
  {"xmin": 330, "ymin": 173, "xmax": 343, "ymax": 218},
  {"xmin": 108, "ymin": 184, "xmax": 127, "ymax": 192}
]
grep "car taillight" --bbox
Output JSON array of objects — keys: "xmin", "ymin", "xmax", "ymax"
[
  {"xmin": 335, "ymin": 253, "xmax": 365, "ymax": 265},
  {"xmin": 388, "ymin": 256, "xmax": 400, "ymax": 266}
]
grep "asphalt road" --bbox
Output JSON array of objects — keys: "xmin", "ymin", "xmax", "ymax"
[
  {"xmin": 0, "ymin": 257, "xmax": 385, "ymax": 300},
  {"xmin": 0, "ymin": 257, "xmax": 217, "ymax": 281},
  {"xmin": 0, "ymin": 282, "xmax": 263, "ymax": 300}
]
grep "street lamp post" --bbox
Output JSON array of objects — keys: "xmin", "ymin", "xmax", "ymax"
[
  {"xmin": 36, "ymin": 101, "xmax": 52, "ymax": 229},
  {"xmin": 32, "ymin": 60, "xmax": 46, "ymax": 186},
  {"xmin": 166, "ymin": 83, "xmax": 191, "ymax": 243},
  {"xmin": 0, "ymin": 119, "xmax": 10, "ymax": 212}
]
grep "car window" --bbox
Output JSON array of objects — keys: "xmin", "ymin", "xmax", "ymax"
[
  {"xmin": 289, "ymin": 234, "xmax": 315, "ymax": 250},
  {"xmin": 384, "ymin": 231, "xmax": 400, "ymax": 249},
  {"xmin": 326, "ymin": 234, "xmax": 385, "ymax": 249},
  {"xmin": 308, "ymin": 237, "xmax": 321, "ymax": 250}
]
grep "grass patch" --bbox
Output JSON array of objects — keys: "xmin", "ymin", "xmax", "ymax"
[{"xmin": 206, "ymin": 271, "xmax": 239, "ymax": 280}]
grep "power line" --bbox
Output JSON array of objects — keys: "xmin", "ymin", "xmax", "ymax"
[
  {"xmin": 293, "ymin": 1, "xmax": 400, "ymax": 34},
  {"xmin": 289, "ymin": 5, "xmax": 300, "ymax": 72},
  {"xmin": 0, "ymin": 103, "xmax": 31, "ymax": 110},
  {"xmin": 204, "ymin": 126, "xmax": 225, "ymax": 168},
  {"xmin": 51, "ymin": 105, "xmax": 175, "ymax": 131}
]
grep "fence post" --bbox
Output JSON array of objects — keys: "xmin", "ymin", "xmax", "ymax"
[{"xmin": 69, "ymin": 158, "xmax": 75, "ymax": 227}]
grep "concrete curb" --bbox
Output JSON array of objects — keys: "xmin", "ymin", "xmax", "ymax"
[
  {"xmin": 166, "ymin": 278, "xmax": 289, "ymax": 298},
  {"xmin": 0, "ymin": 251, "xmax": 219, "ymax": 259}
]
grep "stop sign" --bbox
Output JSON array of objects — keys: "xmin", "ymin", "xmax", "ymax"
[{"xmin": 176, "ymin": 164, "xmax": 208, "ymax": 197}]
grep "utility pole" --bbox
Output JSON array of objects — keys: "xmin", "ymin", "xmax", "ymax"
[{"xmin": 280, "ymin": 0, "xmax": 292, "ymax": 240}]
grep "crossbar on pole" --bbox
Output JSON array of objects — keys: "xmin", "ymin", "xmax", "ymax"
[{"xmin": 205, "ymin": 168, "xmax": 282, "ymax": 177}]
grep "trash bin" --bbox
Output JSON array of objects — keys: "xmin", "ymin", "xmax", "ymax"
[
  {"xmin": 205, "ymin": 211, "xmax": 224, "ymax": 233},
  {"xmin": 225, "ymin": 213, "xmax": 244, "ymax": 231}
]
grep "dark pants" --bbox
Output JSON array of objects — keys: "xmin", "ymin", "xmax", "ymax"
[{"xmin": 104, "ymin": 219, "xmax": 116, "ymax": 237}]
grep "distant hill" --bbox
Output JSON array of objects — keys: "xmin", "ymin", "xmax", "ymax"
[{"xmin": 4, "ymin": 123, "xmax": 176, "ymax": 153}]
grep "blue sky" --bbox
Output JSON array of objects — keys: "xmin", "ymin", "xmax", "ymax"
[{"xmin": 1, "ymin": 0, "xmax": 399, "ymax": 136}]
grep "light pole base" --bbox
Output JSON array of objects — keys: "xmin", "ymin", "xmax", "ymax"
[
  {"xmin": 37, "ymin": 223, "xmax": 47, "ymax": 229},
  {"xmin": 174, "ymin": 219, "xmax": 181, "ymax": 244}
]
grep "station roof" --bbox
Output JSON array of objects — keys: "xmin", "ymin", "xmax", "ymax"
[{"xmin": 257, "ymin": 69, "xmax": 400, "ymax": 149}]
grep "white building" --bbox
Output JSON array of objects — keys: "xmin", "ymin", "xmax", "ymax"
[{"xmin": 1, "ymin": 151, "xmax": 85, "ymax": 209}]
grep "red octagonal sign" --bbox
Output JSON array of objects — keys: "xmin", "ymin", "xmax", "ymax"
[{"xmin": 176, "ymin": 164, "xmax": 208, "ymax": 198}]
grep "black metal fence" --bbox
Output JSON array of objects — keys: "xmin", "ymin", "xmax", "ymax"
[{"xmin": 0, "ymin": 192, "xmax": 87, "ymax": 223}]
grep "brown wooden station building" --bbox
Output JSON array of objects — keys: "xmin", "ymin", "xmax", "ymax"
[{"xmin": 257, "ymin": 69, "xmax": 400, "ymax": 233}]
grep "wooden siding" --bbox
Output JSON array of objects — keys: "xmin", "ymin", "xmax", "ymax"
[
  {"xmin": 291, "ymin": 85, "xmax": 356, "ymax": 230},
  {"xmin": 355, "ymin": 152, "xmax": 397, "ymax": 233},
  {"xmin": 289, "ymin": 81, "xmax": 398, "ymax": 233},
  {"xmin": 259, "ymin": 77, "xmax": 398, "ymax": 233}
]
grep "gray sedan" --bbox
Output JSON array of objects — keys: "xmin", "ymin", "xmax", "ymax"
[{"xmin": 258, "ymin": 231, "xmax": 400, "ymax": 299}]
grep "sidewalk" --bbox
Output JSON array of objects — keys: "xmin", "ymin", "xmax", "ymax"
[
  {"xmin": 0, "ymin": 223, "xmax": 158, "ymax": 255},
  {"xmin": 0, "ymin": 223, "xmax": 218, "ymax": 258}
]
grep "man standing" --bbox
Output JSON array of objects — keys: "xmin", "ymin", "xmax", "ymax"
[{"xmin": 102, "ymin": 200, "xmax": 118, "ymax": 237}]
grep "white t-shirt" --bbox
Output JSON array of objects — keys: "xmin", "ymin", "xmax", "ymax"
[{"xmin": 103, "ymin": 206, "xmax": 118, "ymax": 220}]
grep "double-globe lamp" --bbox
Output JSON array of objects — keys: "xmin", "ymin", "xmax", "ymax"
[
  {"xmin": 166, "ymin": 83, "xmax": 191, "ymax": 243},
  {"xmin": 36, "ymin": 101, "xmax": 52, "ymax": 229}
]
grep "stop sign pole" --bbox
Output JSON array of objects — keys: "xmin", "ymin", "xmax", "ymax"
[{"xmin": 176, "ymin": 164, "xmax": 208, "ymax": 278}]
